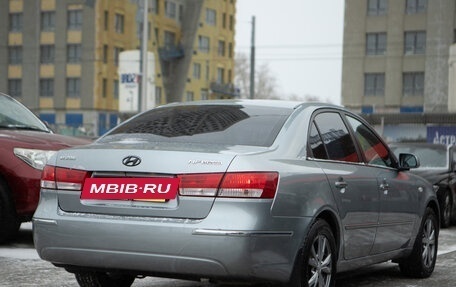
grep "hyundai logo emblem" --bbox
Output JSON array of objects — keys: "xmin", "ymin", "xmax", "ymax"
[{"xmin": 122, "ymin": 156, "xmax": 142, "ymax": 167}]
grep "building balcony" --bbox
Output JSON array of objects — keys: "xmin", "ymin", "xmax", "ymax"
[
  {"xmin": 159, "ymin": 44, "xmax": 184, "ymax": 61},
  {"xmin": 210, "ymin": 82, "xmax": 241, "ymax": 98}
]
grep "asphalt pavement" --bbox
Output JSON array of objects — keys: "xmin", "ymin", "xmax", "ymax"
[{"xmin": 1, "ymin": 223, "xmax": 456, "ymax": 287}]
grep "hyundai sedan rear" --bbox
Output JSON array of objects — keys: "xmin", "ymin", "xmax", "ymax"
[{"xmin": 33, "ymin": 100, "xmax": 439, "ymax": 287}]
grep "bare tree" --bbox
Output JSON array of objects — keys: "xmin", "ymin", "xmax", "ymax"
[
  {"xmin": 235, "ymin": 53, "xmax": 333, "ymax": 103},
  {"xmin": 288, "ymin": 94, "xmax": 322, "ymax": 102},
  {"xmin": 234, "ymin": 53, "xmax": 279, "ymax": 99}
]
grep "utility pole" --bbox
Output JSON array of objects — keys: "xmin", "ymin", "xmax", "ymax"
[
  {"xmin": 139, "ymin": 0, "xmax": 149, "ymax": 113},
  {"xmin": 250, "ymin": 16, "xmax": 256, "ymax": 99}
]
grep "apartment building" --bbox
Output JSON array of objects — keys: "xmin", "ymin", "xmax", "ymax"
[
  {"xmin": 342, "ymin": 0, "xmax": 454, "ymax": 115},
  {"xmin": 0, "ymin": 0, "xmax": 237, "ymax": 136},
  {"xmin": 340, "ymin": 0, "xmax": 456, "ymax": 142}
]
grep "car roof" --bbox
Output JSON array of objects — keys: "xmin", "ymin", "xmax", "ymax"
[{"xmin": 158, "ymin": 99, "xmax": 341, "ymax": 111}]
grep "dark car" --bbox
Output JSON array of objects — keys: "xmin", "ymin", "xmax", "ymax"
[
  {"xmin": 34, "ymin": 100, "xmax": 439, "ymax": 287},
  {"xmin": 391, "ymin": 142, "xmax": 456, "ymax": 228},
  {"xmin": 0, "ymin": 92, "xmax": 91, "ymax": 243}
]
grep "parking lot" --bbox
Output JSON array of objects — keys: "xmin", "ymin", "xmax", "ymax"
[{"xmin": 1, "ymin": 223, "xmax": 456, "ymax": 287}]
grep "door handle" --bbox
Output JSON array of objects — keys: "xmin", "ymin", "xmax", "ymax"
[
  {"xmin": 335, "ymin": 181, "xmax": 348, "ymax": 189},
  {"xmin": 335, "ymin": 178, "xmax": 348, "ymax": 194},
  {"xmin": 380, "ymin": 179, "xmax": 389, "ymax": 194}
]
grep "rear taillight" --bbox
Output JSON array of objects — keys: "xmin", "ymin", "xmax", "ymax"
[
  {"xmin": 218, "ymin": 172, "xmax": 278, "ymax": 198},
  {"xmin": 178, "ymin": 172, "xmax": 278, "ymax": 199},
  {"xmin": 41, "ymin": 165, "xmax": 90, "ymax": 191},
  {"xmin": 177, "ymin": 173, "xmax": 224, "ymax": 197}
]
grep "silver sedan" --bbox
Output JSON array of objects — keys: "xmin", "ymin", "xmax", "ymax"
[{"xmin": 33, "ymin": 100, "xmax": 439, "ymax": 287}]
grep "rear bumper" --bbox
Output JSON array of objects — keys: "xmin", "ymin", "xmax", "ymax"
[{"xmin": 33, "ymin": 190, "xmax": 311, "ymax": 283}]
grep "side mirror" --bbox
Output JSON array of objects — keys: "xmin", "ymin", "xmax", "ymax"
[{"xmin": 398, "ymin": 153, "xmax": 420, "ymax": 170}]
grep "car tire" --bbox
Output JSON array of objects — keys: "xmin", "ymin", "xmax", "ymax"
[
  {"xmin": 399, "ymin": 207, "xmax": 438, "ymax": 278},
  {"xmin": 288, "ymin": 219, "xmax": 336, "ymax": 287},
  {"xmin": 75, "ymin": 271, "xmax": 135, "ymax": 287},
  {"xmin": 0, "ymin": 179, "xmax": 20, "ymax": 244},
  {"xmin": 439, "ymin": 189, "xmax": 452, "ymax": 228}
]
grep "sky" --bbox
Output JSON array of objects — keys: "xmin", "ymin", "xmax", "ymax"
[{"xmin": 235, "ymin": 0, "xmax": 345, "ymax": 104}]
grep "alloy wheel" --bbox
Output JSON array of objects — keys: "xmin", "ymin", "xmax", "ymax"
[
  {"xmin": 421, "ymin": 218, "xmax": 436, "ymax": 268},
  {"xmin": 307, "ymin": 234, "xmax": 332, "ymax": 287}
]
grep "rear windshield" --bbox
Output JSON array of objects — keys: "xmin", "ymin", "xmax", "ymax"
[{"xmin": 102, "ymin": 105, "xmax": 292, "ymax": 147}]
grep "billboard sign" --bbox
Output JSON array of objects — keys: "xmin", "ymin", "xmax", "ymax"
[
  {"xmin": 428, "ymin": 126, "xmax": 456, "ymax": 145},
  {"xmin": 118, "ymin": 50, "xmax": 155, "ymax": 113}
]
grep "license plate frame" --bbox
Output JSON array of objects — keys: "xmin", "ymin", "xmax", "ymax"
[{"xmin": 81, "ymin": 177, "xmax": 179, "ymax": 200}]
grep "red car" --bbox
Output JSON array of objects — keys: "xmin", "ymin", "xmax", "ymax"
[{"xmin": 0, "ymin": 93, "xmax": 90, "ymax": 243}]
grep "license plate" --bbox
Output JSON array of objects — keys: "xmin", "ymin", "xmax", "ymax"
[{"xmin": 81, "ymin": 178, "xmax": 179, "ymax": 200}]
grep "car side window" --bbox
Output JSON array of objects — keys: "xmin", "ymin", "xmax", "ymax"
[
  {"xmin": 309, "ymin": 122, "xmax": 328, "ymax": 159},
  {"xmin": 312, "ymin": 112, "xmax": 360, "ymax": 163},
  {"xmin": 346, "ymin": 116, "xmax": 394, "ymax": 168},
  {"xmin": 452, "ymin": 149, "xmax": 456, "ymax": 171}
]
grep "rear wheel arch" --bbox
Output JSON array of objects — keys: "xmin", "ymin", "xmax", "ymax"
[
  {"xmin": 316, "ymin": 210, "xmax": 341, "ymax": 254},
  {"xmin": 288, "ymin": 213, "xmax": 338, "ymax": 287},
  {"xmin": 427, "ymin": 199, "xmax": 440, "ymax": 227}
]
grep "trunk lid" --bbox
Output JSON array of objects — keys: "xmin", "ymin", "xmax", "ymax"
[{"xmin": 54, "ymin": 143, "xmax": 239, "ymax": 219}]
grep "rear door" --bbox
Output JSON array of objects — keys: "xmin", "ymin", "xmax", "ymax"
[
  {"xmin": 309, "ymin": 111, "xmax": 380, "ymax": 260},
  {"xmin": 345, "ymin": 115, "xmax": 418, "ymax": 254}
]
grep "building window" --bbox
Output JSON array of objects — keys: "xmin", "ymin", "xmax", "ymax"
[
  {"xmin": 114, "ymin": 13, "xmax": 124, "ymax": 33},
  {"xmin": 113, "ymin": 80, "xmax": 119, "ymax": 99},
  {"xmin": 406, "ymin": 0, "xmax": 427, "ymax": 14},
  {"xmin": 364, "ymin": 73, "xmax": 385, "ymax": 96},
  {"xmin": 155, "ymin": 86, "xmax": 162, "ymax": 104},
  {"xmin": 366, "ymin": 33, "xmax": 386, "ymax": 55},
  {"xmin": 404, "ymin": 31, "xmax": 426, "ymax": 55},
  {"xmin": 104, "ymin": 11, "xmax": 109, "ymax": 31},
  {"xmin": 367, "ymin": 0, "xmax": 387, "ymax": 16},
  {"xmin": 229, "ymin": 15, "xmax": 234, "ymax": 31},
  {"xmin": 41, "ymin": 11, "xmax": 55, "ymax": 31},
  {"xmin": 201, "ymin": 89, "xmax": 208, "ymax": 100},
  {"xmin": 9, "ymin": 13, "xmax": 23, "ymax": 32},
  {"xmin": 403, "ymin": 72, "xmax": 424, "ymax": 96},
  {"xmin": 198, "ymin": 36, "xmax": 210, "ymax": 53},
  {"xmin": 178, "ymin": 4, "xmax": 184, "ymax": 22},
  {"xmin": 102, "ymin": 45, "xmax": 108, "ymax": 63},
  {"xmin": 165, "ymin": 0, "xmax": 176, "ymax": 19},
  {"xmin": 193, "ymin": 63, "xmax": 201, "ymax": 79},
  {"xmin": 8, "ymin": 79, "xmax": 22, "ymax": 97},
  {"xmin": 222, "ymin": 13, "xmax": 227, "ymax": 29},
  {"xmin": 67, "ymin": 78, "xmax": 81, "ymax": 98},
  {"xmin": 228, "ymin": 42, "xmax": 233, "ymax": 58},
  {"xmin": 206, "ymin": 62, "xmax": 210, "ymax": 80},
  {"xmin": 40, "ymin": 45, "xmax": 55, "ymax": 64},
  {"xmin": 206, "ymin": 8, "xmax": 216, "ymax": 26},
  {"xmin": 68, "ymin": 10, "xmax": 83, "ymax": 30},
  {"xmin": 102, "ymin": 79, "xmax": 107, "ymax": 98},
  {"xmin": 8, "ymin": 46, "xmax": 22, "ymax": 65},
  {"xmin": 217, "ymin": 68, "xmax": 225, "ymax": 84},
  {"xmin": 67, "ymin": 44, "xmax": 82, "ymax": 63},
  {"xmin": 40, "ymin": 79, "xmax": 54, "ymax": 97},
  {"xmin": 114, "ymin": 47, "xmax": 123, "ymax": 66},
  {"xmin": 186, "ymin": 91, "xmax": 194, "ymax": 102},
  {"xmin": 152, "ymin": 0, "xmax": 160, "ymax": 14},
  {"xmin": 164, "ymin": 30, "xmax": 176, "ymax": 46},
  {"xmin": 218, "ymin": 40, "xmax": 225, "ymax": 56}
]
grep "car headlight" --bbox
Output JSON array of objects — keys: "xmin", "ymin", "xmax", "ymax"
[{"xmin": 14, "ymin": 148, "xmax": 57, "ymax": 170}]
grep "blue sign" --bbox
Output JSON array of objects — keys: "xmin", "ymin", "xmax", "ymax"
[
  {"xmin": 121, "ymin": 73, "xmax": 139, "ymax": 84},
  {"xmin": 428, "ymin": 126, "xmax": 456, "ymax": 145}
]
